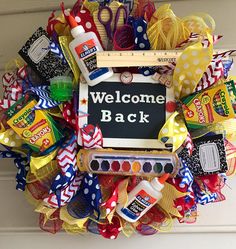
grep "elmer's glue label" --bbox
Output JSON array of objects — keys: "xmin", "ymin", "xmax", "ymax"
[
  {"xmin": 7, "ymin": 99, "xmax": 62, "ymax": 152},
  {"xmin": 182, "ymin": 81, "xmax": 236, "ymax": 130},
  {"xmin": 116, "ymin": 174, "xmax": 169, "ymax": 223},
  {"xmin": 68, "ymin": 15, "xmax": 113, "ymax": 86}
]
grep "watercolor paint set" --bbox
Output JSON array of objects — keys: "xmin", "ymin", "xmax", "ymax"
[{"xmin": 77, "ymin": 149, "xmax": 179, "ymax": 177}]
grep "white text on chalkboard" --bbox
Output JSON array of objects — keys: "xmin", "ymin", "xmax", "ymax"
[
  {"xmin": 90, "ymin": 91, "xmax": 165, "ymax": 104},
  {"xmin": 101, "ymin": 110, "xmax": 149, "ymax": 123}
]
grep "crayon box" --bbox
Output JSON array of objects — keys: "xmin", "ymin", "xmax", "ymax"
[
  {"xmin": 6, "ymin": 98, "xmax": 63, "ymax": 152},
  {"xmin": 181, "ymin": 81, "xmax": 236, "ymax": 130}
]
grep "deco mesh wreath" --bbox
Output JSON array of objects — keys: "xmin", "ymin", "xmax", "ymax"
[{"xmin": 1, "ymin": 0, "xmax": 236, "ymax": 239}]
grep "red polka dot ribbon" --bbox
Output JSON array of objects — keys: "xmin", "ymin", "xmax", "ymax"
[
  {"xmin": 62, "ymin": 98, "xmax": 78, "ymax": 130},
  {"xmin": 98, "ymin": 216, "xmax": 122, "ymax": 239},
  {"xmin": 71, "ymin": 7, "xmax": 103, "ymax": 45}
]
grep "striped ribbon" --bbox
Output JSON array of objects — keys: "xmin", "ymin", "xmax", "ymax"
[
  {"xmin": 192, "ymin": 182, "xmax": 217, "ymax": 205},
  {"xmin": 49, "ymin": 41, "xmax": 67, "ymax": 65},
  {"xmin": 182, "ymin": 132, "xmax": 194, "ymax": 156},
  {"xmin": 43, "ymin": 173, "xmax": 84, "ymax": 208},
  {"xmin": 27, "ymin": 86, "xmax": 61, "ymax": 110},
  {"xmin": 196, "ymin": 58, "xmax": 224, "ymax": 91},
  {"xmin": 79, "ymin": 125, "xmax": 103, "ymax": 149},
  {"xmin": 178, "ymin": 158, "xmax": 194, "ymax": 191}
]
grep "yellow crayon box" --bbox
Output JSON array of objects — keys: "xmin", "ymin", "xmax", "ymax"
[
  {"xmin": 181, "ymin": 81, "xmax": 236, "ymax": 130},
  {"xmin": 6, "ymin": 98, "xmax": 63, "ymax": 152}
]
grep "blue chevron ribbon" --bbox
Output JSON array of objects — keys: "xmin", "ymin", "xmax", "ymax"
[
  {"xmin": 28, "ymin": 86, "xmax": 61, "ymax": 110},
  {"xmin": 49, "ymin": 42, "xmax": 67, "ymax": 65},
  {"xmin": 178, "ymin": 158, "xmax": 194, "ymax": 191},
  {"xmin": 192, "ymin": 182, "xmax": 217, "ymax": 205}
]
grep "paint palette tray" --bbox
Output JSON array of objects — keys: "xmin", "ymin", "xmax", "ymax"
[{"xmin": 77, "ymin": 149, "xmax": 179, "ymax": 177}]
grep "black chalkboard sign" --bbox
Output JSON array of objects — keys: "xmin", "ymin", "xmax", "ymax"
[{"xmin": 78, "ymin": 74, "xmax": 174, "ymax": 149}]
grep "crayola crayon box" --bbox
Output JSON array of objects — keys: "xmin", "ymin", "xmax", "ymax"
[
  {"xmin": 182, "ymin": 81, "xmax": 236, "ymax": 130},
  {"xmin": 6, "ymin": 98, "xmax": 63, "ymax": 152}
]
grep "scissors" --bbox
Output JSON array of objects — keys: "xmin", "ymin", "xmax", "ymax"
[{"xmin": 98, "ymin": 5, "xmax": 128, "ymax": 42}]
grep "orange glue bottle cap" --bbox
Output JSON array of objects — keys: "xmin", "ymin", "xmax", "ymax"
[
  {"xmin": 158, "ymin": 173, "xmax": 170, "ymax": 184},
  {"xmin": 68, "ymin": 15, "xmax": 85, "ymax": 38},
  {"xmin": 150, "ymin": 173, "xmax": 170, "ymax": 191}
]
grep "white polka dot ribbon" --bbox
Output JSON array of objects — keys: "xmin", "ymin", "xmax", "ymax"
[
  {"xmin": 0, "ymin": 128, "xmax": 23, "ymax": 147},
  {"xmin": 173, "ymin": 33, "xmax": 213, "ymax": 99},
  {"xmin": 158, "ymin": 111, "xmax": 188, "ymax": 152}
]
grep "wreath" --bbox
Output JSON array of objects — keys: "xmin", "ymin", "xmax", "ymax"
[{"xmin": 1, "ymin": 0, "xmax": 236, "ymax": 238}]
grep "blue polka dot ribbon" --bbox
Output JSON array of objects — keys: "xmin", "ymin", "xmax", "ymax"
[
  {"xmin": 0, "ymin": 150, "xmax": 29, "ymax": 191},
  {"xmin": 49, "ymin": 163, "xmax": 77, "ymax": 194},
  {"xmin": 82, "ymin": 173, "xmax": 102, "ymax": 218},
  {"xmin": 66, "ymin": 173, "xmax": 102, "ymax": 219},
  {"xmin": 130, "ymin": 17, "xmax": 155, "ymax": 76},
  {"xmin": 132, "ymin": 17, "xmax": 150, "ymax": 50},
  {"xmin": 138, "ymin": 66, "xmax": 156, "ymax": 76}
]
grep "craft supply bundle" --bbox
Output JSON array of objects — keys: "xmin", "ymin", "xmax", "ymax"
[{"xmin": 2, "ymin": 0, "xmax": 236, "ymax": 238}]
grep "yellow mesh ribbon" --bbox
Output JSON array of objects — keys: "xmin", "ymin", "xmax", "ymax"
[
  {"xmin": 35, "ymin": 202, "xmax": 58, "ymax": 223},
  {"xmin": 60, "ymin": 206, "xmax": 88, "ymax": 228},
  {"xmin": 158, "ymin": 111, "xmax": 188, "ymax": 152},
  {"xmin": 82, "ymin": 0, "xmax": 99, "ymax": 14},
  {"xmin": 5, "ymin": 58, "xmax": 25, "ymax": 72},
  {"xmin": 30, "ymin": 149, "xmax": 58, "ymax": 175},
  {"xmin": 152, "ymin": 205, "xmax": 173, "ymax": 232},
  {"xmin": 53, "ymin": 13, "xmax": 71, "ymax": 37},
  {"xmin": 221, "ymin": 119, "xmax": 236, "ymax": 144},
  {"xmin": 183, "ymin": 12, "xmax": 215, "ymax": 35},
  {"xmin": 24, "ymin": 187, "xmax": 42, "ymax": 207},
  {"xmin": 147, "ymin": 4, "xmax": 190, "ymax": 50},
  {"xmin": 117, "ymin": 178, "xmax": 129, "ymax": 207},
  {"xmin": 46, "ymin": 107, "xmax": 63, "ymax": 119},
  {"xmin": 62, "ymin": 222, "xmax": 87, "ymax": 234},
  {"xmin": 31, "ymin": 160, "xmax": 59, "ymax": 182},
  {"xmin": 121, "ymin": 220, "xmax": 135, "ymax": 237},
  {"xmin": 173, "ymin": 33, "xmax": 213, "ymax": 99}
]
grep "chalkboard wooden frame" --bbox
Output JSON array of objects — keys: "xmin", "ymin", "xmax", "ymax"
[{"xmin": 78, "ymin": 73, "xmax": 174, "ymax": 149}]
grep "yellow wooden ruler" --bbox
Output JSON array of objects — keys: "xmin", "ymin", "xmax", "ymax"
[
  {"xmin": 96, "ymin": 49, "xmax": 228, "ymax": 67},
  {"xmin": 96, "ymin": 50, "xmax": 181, "ymax": 67}
]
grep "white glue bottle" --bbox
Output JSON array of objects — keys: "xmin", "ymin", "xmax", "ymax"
[
  {"xmin": 68, "ymin": 15, "xmax": 113, "ymax": 86},
  {"xmin": 116, "ymin": 173, "xmax": 169, "ymax": 223}
]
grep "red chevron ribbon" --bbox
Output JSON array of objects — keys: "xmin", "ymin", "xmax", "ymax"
[
  {"xmin": 79, "ymin": 124, "xmax": 103, "ymax": 149},
  {"xmin": 201, "ymin": 35, "xmax": 223, "ymax": 48},
  {"xmin": 176, "ymin": 33, "xmax": 199, "ymax": 49},
  {"xmin": 17, "ymin": 66, "xmax": 27, "ymax": 80},
  {"xmin": 196, "ymin": 59, "xmax": 224, "ymax": 91},
  {"xmin": 43, "ymin": 174, "xmax": 83, "ymax": 208},
  {"xmin": 176, "ymin": 33, "xmax": 222, "ymax": 49},
  {"xmin": 2, "ymin": 71, "xmax": 22, "ymax": 101},
  {"xmin": 0, "ymin": 99, "xmax": 16, "ymax": 111},
  {"xmin": 182, "ymin": 132, "xmax": 194, "ymax": 156},
  {"xmin": 157, "ymin": 63, "xmax": 176, "ymax": 75},
  {"xmin": 213, "ymin": 50, "xmax": 236, "ymax": 60},
  {"xmin": 57, "ymin": 136, "xmax": 77, "ymax": 174}
]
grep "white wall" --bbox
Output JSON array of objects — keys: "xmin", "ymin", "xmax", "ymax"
[{"xmin": 1, "ymin": 0, "xmax": 236, "ymax": 248}]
